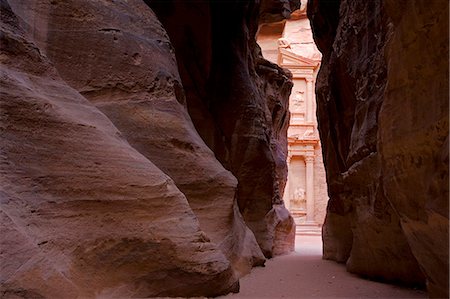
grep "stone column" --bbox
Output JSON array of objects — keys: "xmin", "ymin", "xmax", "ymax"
[
  {"xmin": 284, "ymin": 154, "xmax": 292, "ymax": 210},
  {"xmin": 306, "ymin": 78, "xmax": 314, "ymax": 122},
  {"xmin": 305, "ymin": 155, "xmax": 315, "ymax": 223}
]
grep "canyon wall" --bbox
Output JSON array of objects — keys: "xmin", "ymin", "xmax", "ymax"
[
  {"xmin": 7, "ymin": 0, "xmax": 268, "ymax": 278},
  {"xmin": 309, "ymin": 0, "xmax": 449, "ymax": 297},
  {"xmin": 146, "ymin": 0, "xmax": 297, "ymax": 257},
  {"xmin": 0, "ymin": 0, "xmax": 237, "ymax": 296},
  {"xmin": 1, "ymin": 0, "xmax": 296, "ymax": 297}
]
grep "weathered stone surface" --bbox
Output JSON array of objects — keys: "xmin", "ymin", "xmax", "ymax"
[
  {"xmin": 257, "ymin": 6, "xmax": 329, "ymax": 229},
  {"xmin": 266, "ymin": 204, "xmax": 296, "ymax": 255},
  {"xmin": 381, "ymin": 0, "xmax": 449, "ymax": 296},
  {"xmin": 147, "ymin": 0, "xmax": 297, "ymax": 258},
  {"xmin": 309, "ymin": 0, "xmax": 448, "ymax": 296},
  {"xmin": 1, "ymin": 0, "xmax": 238, "ymax": 297},
  {"xmin": 252, "ymin": 55, "xmax": 297, "ymax": 256},
  {"xmin": 8, "ymin": 0, "xmax": 266, "ymax": 277}
]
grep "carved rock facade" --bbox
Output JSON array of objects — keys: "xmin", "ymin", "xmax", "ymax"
[
  {"xmin": 309, "ymin": 0, "xmax": 449, "ymax": 297},
  {"xmin": 257, "ymin": 3, "xmax": 329, "ymax": 236}
]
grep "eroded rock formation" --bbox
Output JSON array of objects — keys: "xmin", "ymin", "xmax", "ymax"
[
  {"xmin": 309, "ymin": 0, "xmax": 449, "ymax": 297},
  {"xmin": 7, "ymin": 0, "xmax": 269, "ymax": 277},
  {"xmin": 1, "ymin": 0, "xmax": 296, "ymax": 297},
  {"xmin": 146, "ymin": 0, "xmax": 297, "ymax": 257},
  {"xmin": 0, "ymin": 0, "xmax": 237, "ymax": 297}
]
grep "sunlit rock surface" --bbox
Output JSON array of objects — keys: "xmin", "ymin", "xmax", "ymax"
[{"xmin": 309, "ymin": 0, "xmax": 448, "ymax": 297}]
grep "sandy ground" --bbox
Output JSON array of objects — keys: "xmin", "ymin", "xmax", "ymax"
[{"xmin": 219, "ymin": 235, "xmax": 427, "ymax": 299}]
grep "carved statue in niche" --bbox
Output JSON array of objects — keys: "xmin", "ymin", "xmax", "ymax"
[
  {"xmin": 292, "ymin": 186, "xmax": 306, "ymax": 210},
  {"xmin": 292, "ymin": 90, "xmax": 304, "ymax": 112}
]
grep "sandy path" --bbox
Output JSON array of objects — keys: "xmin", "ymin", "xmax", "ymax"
[{"xmin": 220, "ymin": 236, "xmax": 427, "ymax": 299}]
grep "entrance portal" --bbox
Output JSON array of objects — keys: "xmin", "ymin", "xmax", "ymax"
[{"xmin": 257, "ymin": 4, "xmax": 328, "ymax": 235}]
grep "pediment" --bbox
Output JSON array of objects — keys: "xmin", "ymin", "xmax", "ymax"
[{"xmin": 278, "ymin": 48, "xmax": 319, "ymax": 67}]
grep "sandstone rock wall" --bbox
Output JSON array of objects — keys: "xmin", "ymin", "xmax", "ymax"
[
  {"xmin": 7, "ymin": 0, "xmax": 269, "ymax": 277},
  {"xmin": 309, "ymin": 0, "xmax": 449, "ymax": 297},
  {"xmin": 146, "ymin": 0, "xmax": 298, "ymax": 257},
  {"xmin": 381, "ymin": 1, "xmax": 449, "ymax": 296},
  {"xmin": 1, "ymin": 0, "xmax": 297, "ymax": 296},
  {"xmin": 0, "ymin": 0, "xmax": 238, "ymax": 296}
]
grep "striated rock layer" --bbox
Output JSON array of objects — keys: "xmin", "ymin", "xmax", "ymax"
[
  {"xmin": 0, "ymin": 0, "xmax": 238, "ymax": 297},
  {"xmin": 7, "ymin": 0, "xmax": 267, "ymax": 277},
  {"xmin": 309, "ymin": 0, "xmax": 449, "ymax": 297},
  {"xmin": 147, "ymin": 0, "xmax": 297, "ymax": 258},
  {"xmin": 1, "ymin": 0, "xmax": 297, "ymax": 297},
  {"xmin": 381, "ymin": 1, "xmax": 449, "ymax": 296}
]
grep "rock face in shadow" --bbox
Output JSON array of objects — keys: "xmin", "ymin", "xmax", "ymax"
[
  {"xmin": 0, "ymin": 0, "xmax": 238, "ymax": 297},
  {"xmin": 147, "ymin": 0, "xmax": 297, "ymax": 258},
  {"xmin": 381, "ymin": 1, "xmax": 449, "ymax": 296},
  {"xmin": 7, "ymin": 0, "xmax": 268, "ymax": 277},
  {"xmin": 260, "ymin": 0, "xmax": 301, "ymax": 23},
  {"xmin": 2, "ymin": 0, "xmax": 297, "ymax": 296},
  {"xmin": 309, "ymin": 0, "xmax": 448, "ymax": 296}
]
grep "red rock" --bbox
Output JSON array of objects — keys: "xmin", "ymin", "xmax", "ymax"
[
  {"xmin": 7, "ymin": 0, "xmax": 267, "ymax": 277},
  {"xmin": 309, "ymin": 0, "xmax": 448, "ymax": 296},
  {"xmin": 381, "ymin": 0, "xmax": 449, "ymax": 296},
  {"xmin": 1, "ymin": 1, "xmax": 237, "ymax": 297},
  {"xmin": 148, "ymin": 0, "xmax": 297, "ymax": 258}
]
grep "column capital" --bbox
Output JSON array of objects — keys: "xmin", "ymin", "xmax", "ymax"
[
  {"xmin": 305, "ymin": 156, "xmax": 315, "ymax": 163},
  {"xmin": 306, "ymin": 77, "xmax": 314, "ymax": 83},
  {"xmin": 287, "ymin": 153, "xmax": 293, "ymax": 163}
]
